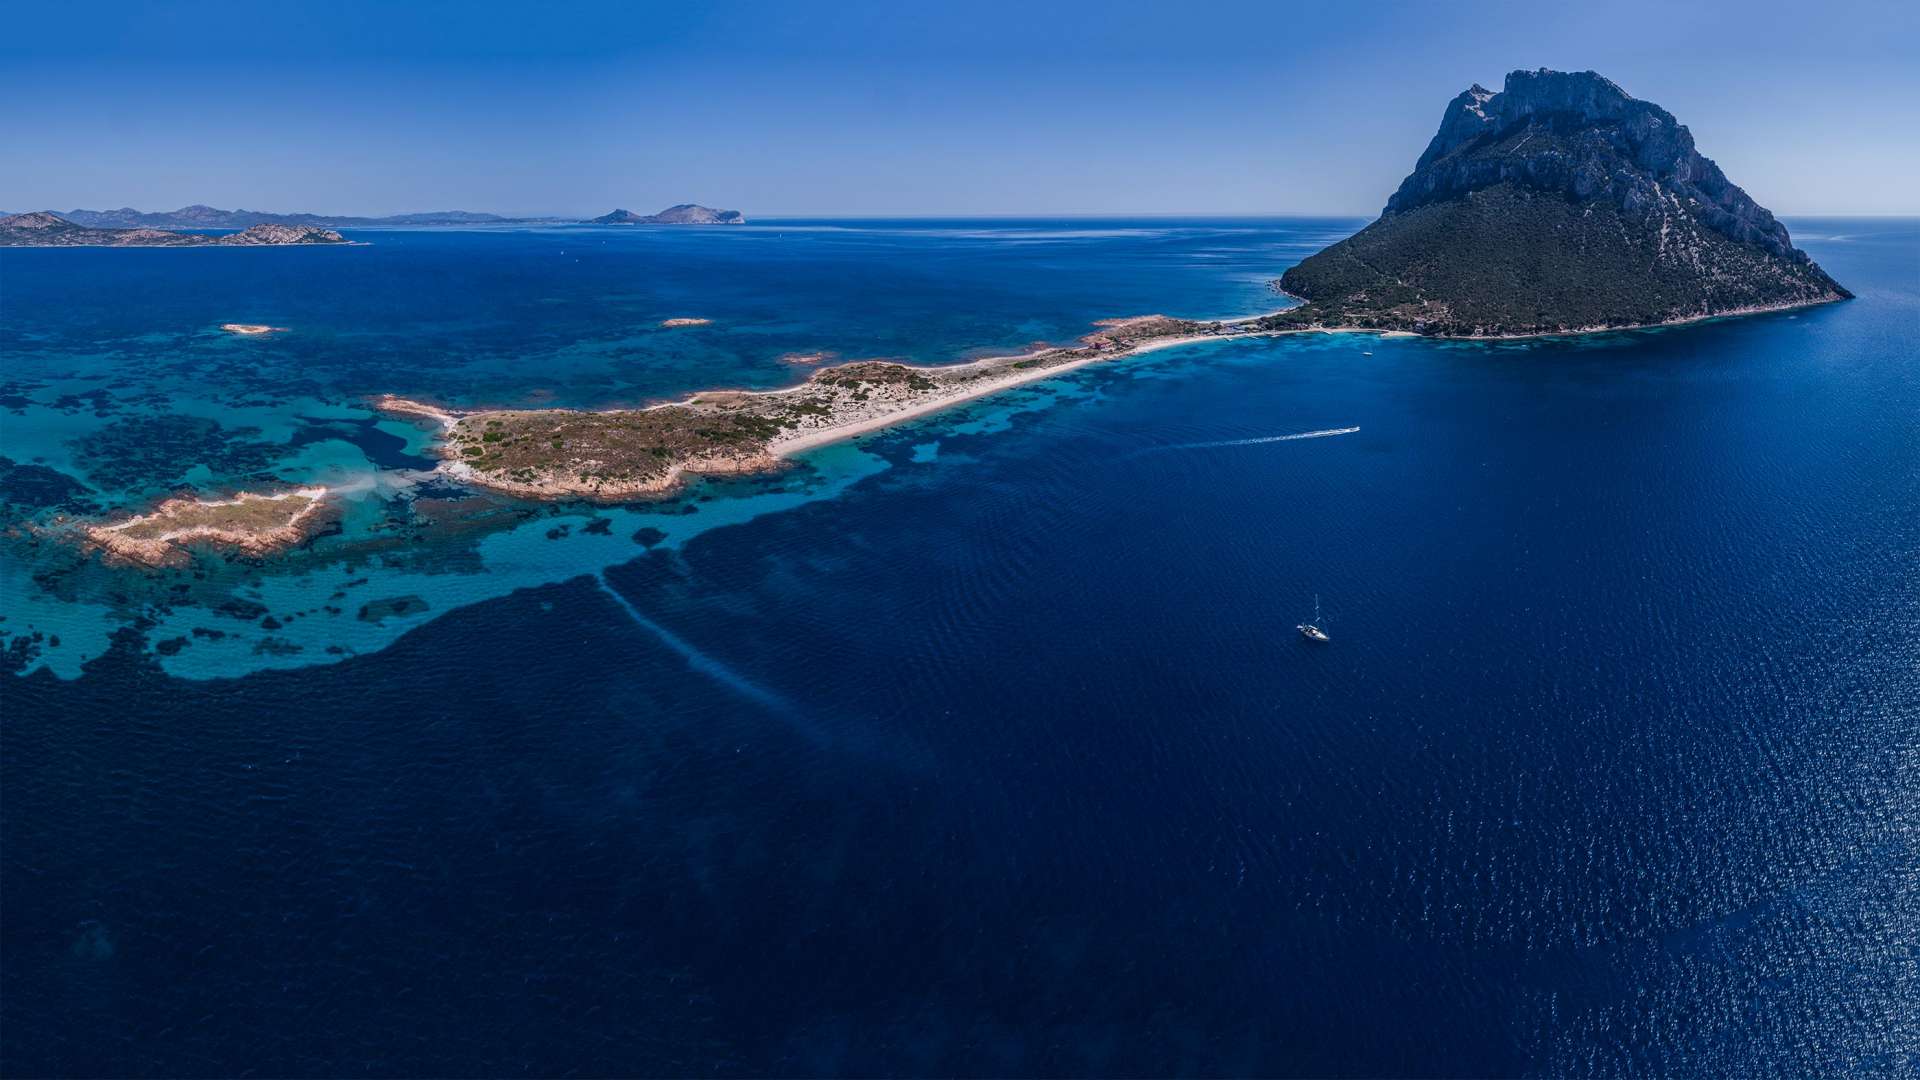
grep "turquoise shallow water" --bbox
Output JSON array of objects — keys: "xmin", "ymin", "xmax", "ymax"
[
  {"xmin": 2, "ymin": 218, "xmax": 1916, "ymax": 1075},
  {"xmin": 0, "ymin": 219, "xmax": 1337, "ymax": 679}
]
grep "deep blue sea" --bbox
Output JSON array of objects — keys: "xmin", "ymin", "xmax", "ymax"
[{"xmin": 2, "ymin": 218, "xmax": 1916, "ymax": 1076}]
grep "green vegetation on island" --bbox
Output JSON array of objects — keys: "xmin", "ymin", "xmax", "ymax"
[{"xmin": 383, "ymin": 315, "xmax": 1224, "ymax": 501}]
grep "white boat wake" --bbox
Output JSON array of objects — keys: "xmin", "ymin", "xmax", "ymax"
[
  {"xmin": 596, "ymin": 574, "xmax": 794, "ymax": 715},
  {"xmin": 1145, "ymin": 426, "xmax": 1360, "ymax": 453}
]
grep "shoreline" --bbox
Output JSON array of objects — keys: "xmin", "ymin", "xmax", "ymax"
[
  {"xmin": 764, "ymin": 326, "xmax": 1288, "ymax": 457},
  {"xmin": 1268, "ymin": 286, "xmax": 1848, "ymax": 341},
  {"xmin": 370, "ymin": 291, "xmax": 1847, "ymax": 502},
  {"xmin": 1440, "ymin": 294, "xmax": 1848, "ymax": 341},
  {"xmin": 82, "ymin": 487, "xmax": 334, "ymax": 567},
  {"xmin": 375, "ymin": 314, "xmax": 1411, "ymax": 501},
  {"xmin": 759, "ymin": 319, "xmax": 1431, "ymax": 457},
  {"xmin": 64, "ymin": 285, "xmax": 1854, "ymax": 569}
]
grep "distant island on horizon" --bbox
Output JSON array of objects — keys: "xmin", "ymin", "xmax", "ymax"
[
  {"xmin": 591, "ymin": 204, "xmax": 744, "ymax": 225},
  {"xmin": 0, "ymin": 202, "xmax": 746, "ymax": 236},
  {"xmin": 0, "ymin": 212, "xmax": 348, "ymax": 248}
]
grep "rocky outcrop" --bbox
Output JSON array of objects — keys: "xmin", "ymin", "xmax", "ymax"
[
  {"xmin": 215, "ymin": 223, "xmax": 346, "ymax": 245},
  {"xmin": 1387, "ymin": 70, "xmax": 1803, "ymax": 260},
  {"xmin": 1272, "ymin": 69, "xmax": 1849, "ymax": 337}
]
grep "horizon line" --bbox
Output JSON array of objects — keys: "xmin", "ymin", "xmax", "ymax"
[{"xmin": 12, "ymin": 206, "xmax": 1918, "ymax": 221}]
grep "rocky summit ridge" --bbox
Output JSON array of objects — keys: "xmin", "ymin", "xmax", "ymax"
[{"xmin": 1269, "ymin": 69, "xmax": 1849, "ymax": 337}]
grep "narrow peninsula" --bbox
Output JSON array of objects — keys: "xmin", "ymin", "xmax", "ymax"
[
  {"xmin": 376, "ymin": 316, "xmax": 1278, "ymax": 500},
  {"xmin": 1263, "ymin": 69, "xmax": 1848, "ymax": 337}
]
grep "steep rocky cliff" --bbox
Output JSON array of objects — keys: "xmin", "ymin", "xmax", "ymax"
[{"xmin": 1270, "ymin": 69, "xmax": 1848, "ymax": 337}]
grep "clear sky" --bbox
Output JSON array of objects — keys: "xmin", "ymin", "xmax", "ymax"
[{"xmin": 5, "ymin": 0, "xmax": 1916, "ymax": 217}]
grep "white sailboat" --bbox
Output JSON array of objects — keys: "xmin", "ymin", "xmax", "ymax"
[{"xmin": 1297, "ymin": 594, "xmax": 1330, "ymax": 643}]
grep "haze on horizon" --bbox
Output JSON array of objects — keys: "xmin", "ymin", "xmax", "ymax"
[{"xmin": 5, "ymin": 0, "xmax": 1916, "ymax": 218}]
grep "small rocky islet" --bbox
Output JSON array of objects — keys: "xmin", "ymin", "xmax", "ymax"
[{"xmin": 79, "ymin": 488, "xmax": 334, "ymax": 568}]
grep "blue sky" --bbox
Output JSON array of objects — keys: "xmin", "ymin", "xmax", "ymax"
[{"xmin": 5, "ymin": 0, "xmax": 1916, "ymax": 216}]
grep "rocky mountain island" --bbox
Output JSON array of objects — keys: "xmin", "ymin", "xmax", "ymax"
[
  {"xmin": 590, "ymin": 204, "xmax": 745, "ymax": 225},
  {"xmin": 1266, "ymin": 69, "xmax": 1849, "ymax": 337},
  {"xmin": 0, "ymin": 212, "xmax": 347, "ymax": 247}
]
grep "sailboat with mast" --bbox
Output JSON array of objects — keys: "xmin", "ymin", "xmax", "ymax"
[{"xmin": 1297, "ymin": 594, "xmax": 1330, "ymax": 643}]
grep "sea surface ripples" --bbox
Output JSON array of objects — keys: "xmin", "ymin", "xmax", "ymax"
[{"xmin": 2, "ymin": 218, "xmax": 1915, "ymax": 1076}]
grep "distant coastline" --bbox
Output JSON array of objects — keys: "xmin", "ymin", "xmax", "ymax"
[
  {"xmin": 0, "ymin": 213, "xmax": 351, "ymax": 248},
  {"xmin": 10, "ymin": 201, "xmax": 743, "ymax": 231}
]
